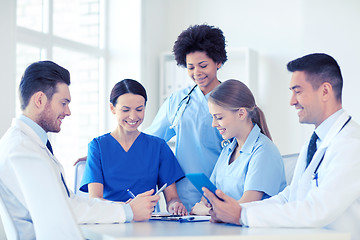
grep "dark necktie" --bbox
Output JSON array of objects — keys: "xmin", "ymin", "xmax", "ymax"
[
  {"xmin": 306, "ymin": 132, "xmax": 318, "ymax": 168},
  {"xmin": 46, "ymin": 140, "xmax": 53, "ymax": 154},
  {"xmin": 46, "ymin": 140, "xmax": 70, "ymax": 197}
]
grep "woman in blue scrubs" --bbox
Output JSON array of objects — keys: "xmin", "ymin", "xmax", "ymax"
[
  {"xmin": 145, "ymin": 24, "xmax": 227, "ymax": 211},
  {"xmin": 80, "ymin": 79, "xmax": 187, "ymax": 215},
  {"xmin": 191, "ymin": 80, "xmax": 286, "ymax": 215}
]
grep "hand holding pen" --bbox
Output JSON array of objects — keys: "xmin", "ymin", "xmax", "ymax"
[
  {"xmin": 127, "ymin": 189, "xmax": 136, "ymax": 200},
  {"xmin": 126, "ymin": 183, "xmax": 167, "ymax": 201},
  {"xmin": 128, "ymin": 189, "xmax": 160, "ymax": 221}
]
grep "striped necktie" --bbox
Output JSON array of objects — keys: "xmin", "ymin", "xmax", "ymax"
[{"xmin": 46, "ymin": 140, "xmax": 70, "ymax": 197}]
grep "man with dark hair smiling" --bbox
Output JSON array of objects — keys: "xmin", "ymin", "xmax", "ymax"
[
  {"xmin": 204, "ymin": 53, "xmax": 360, "ymax": 240},
  {"xmin": 0, "ymin": 61, "xmax": 159, "ymax": 239}
]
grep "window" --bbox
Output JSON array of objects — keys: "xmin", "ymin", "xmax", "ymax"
[{"xmin": 16, "ymin": 0, "xmax": 104, "ymax": 190}]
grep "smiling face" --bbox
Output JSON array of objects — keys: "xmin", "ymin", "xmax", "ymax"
[
  {"xmin": 186, "ymin": 51, "xmax": 222, "ymax": 95},
  {"xmin": 289, "ymin": 71, "xmax": 325, "ymax": 128},
  {"xmin": 110, "ymin": 93, "xmax": 145, "ymax": 133},
  {"xmin": 38, "ymin": 83, "xmax": 71, "ymax": 133},
  {"xmin": 208, "ymin": 100, "xmax": 244, "ymax": 140}
]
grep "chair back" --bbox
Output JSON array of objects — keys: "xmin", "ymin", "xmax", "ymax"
[
  {"xmin": 282, "ymin": 153, "xmax": 299, "ymax": 185},
  {"xmin": 0, "ymin": 182, "xmax": 19, "ymax": 240},
  {"xmin": 10, "ymin": 157, "xmax": 84, "ymax": 240},
  {"xmin": 74, "ymin": 158, "xmax": 162, "ymax": 211},
  {"xmin": 74, "ymin": 160, "xmax": 88, "ymax": 197}
]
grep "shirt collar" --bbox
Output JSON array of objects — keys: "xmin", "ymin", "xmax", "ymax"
[
  {"xmin": 194, "ymin": 84, "xmax": 219, "ymax": 100},
  {"xmin": 226, "ymin": 124, "xmax": 261, "ymax": 155},
  {"xmin": 241, "ymin": 124, "xmax": 261, "ymax": 154},
  {"xmin": 315, "ymin": 109, "xmax": 344, "ymax": 142},
  {"xmin": 19, "ymin": 114, "xmax": 48, "ymax": 145}
]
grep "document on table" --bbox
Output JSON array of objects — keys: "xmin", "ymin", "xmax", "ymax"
[{"xmin": 150, "ymin": 212, "xmax": 210, "ymax": 222}]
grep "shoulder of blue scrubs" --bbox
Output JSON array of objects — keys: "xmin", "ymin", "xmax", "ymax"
[
  {"xmin": 315, "ymin": 109, "xmax": 344, "ymax": 145},
  {"xmin": 122, "ymin": 204, "xmax": 134, "ymax": 222},
  {"xmin": 170, "ymin": 85, "xmax": 195, "ymax": 103},
  {"xmin": 19, "ymin": 114, "xmax": 48, "ymax": 144}
]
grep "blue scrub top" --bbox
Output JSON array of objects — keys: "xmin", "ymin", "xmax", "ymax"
[
  {"xmin": 80, "ymin": 132, "xmax": 184, "ymax": 202},
  {"xmin": 210, "ymin": 124, "xmax": 286, "ymax": 200},
  {"xmin": 145, "ymin": 85, "xmax": 223, "ymax": 210}
]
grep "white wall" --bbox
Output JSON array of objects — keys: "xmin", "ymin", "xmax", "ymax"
[
  {"xmin": 106, "ymin": 0, "xmax": 141, "ymax": 132},
  {"xmin": 0, "ymin": 1, "xmax": 16, "ymax": 237},
  {"xmin": 0, "ymin": 0, "xmax": 16, "ymax": 137},
  {"xmin": 140, "ymin": 0, "xmax": 360, "ymax": 154},
  {"xmin": 1, "ymin": 0, "xmax": 360, "ymax": 153}
]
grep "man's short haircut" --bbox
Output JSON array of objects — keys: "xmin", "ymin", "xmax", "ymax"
[
  {"xmin": 287, "ymin": 53, "xmax": 343, "ymax": 102},
  {"xmin": 19, "ymin": 61, "xmax": 71, "ymax": 110},
  {"xmin": 173, "ymin": 24, "xmax": 227, "ymax": 68}
]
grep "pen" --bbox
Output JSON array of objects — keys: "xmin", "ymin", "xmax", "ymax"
[
  {"xmin": 179, "ymin": 216, "xmax": 195, "ymax": 223},
  {"xmin": 155, "ymin": 183, "xmax": 167, "ymax": 195},
  {"xmin": 127, "ymin": 189, "xmax": 136, "ymax": 199},
  {"xmin": 312, "ymin": 172, "xmax": 319, "ymax": 187}
]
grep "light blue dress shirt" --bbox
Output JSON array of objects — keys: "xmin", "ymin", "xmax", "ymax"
[
  {"xmin": 19, "ymin": 115, "xmax": 48, "ymax": 145},
  {"xmin": 210, "ymin": 124, "xmax": 286, "ymax": 200},
  {"xmin": 145, "ymin": 85, "xmax": 223, "ymax": 210}
]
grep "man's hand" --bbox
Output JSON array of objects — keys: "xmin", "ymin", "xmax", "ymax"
[
  {"xmin": 203, "ymin": 187, "xmax": 242, "ymax": 225},
  {"xmin": 129, "ymin": 189, "xmax": 160, "ymax": 221},
  {"xmin": 167, "ymin": 199, "xmax": 188, "ymax": 216}
]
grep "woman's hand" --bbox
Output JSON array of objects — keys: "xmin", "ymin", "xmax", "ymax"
[
  {"xmin": 163, "ymin": 183, "xmax": 188, "ymax": 215},
  {"xmin": 167, "ymin": 199, "xmax": 188, "ymax": 216},
  {"xmin": 190, "ymin": 201, "xmax": 211, "ymax": 215}
]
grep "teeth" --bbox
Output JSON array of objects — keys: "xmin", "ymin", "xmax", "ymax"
[
  {"xmin": 127, "ymin": 121, "xmax": 137, "ymax": 125},
  {"xmin": 195, "ymin": 76, "xmax": 206, "ymax": 81}
]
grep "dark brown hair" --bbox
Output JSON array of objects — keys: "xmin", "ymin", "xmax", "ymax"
[
  {"xmin": 110, "ymin": 79, "xmax": 147, "ymax": 106},
  {"xmin": 287, "ymin": 53, "xmax": 343, "ymax": 102},
  {"xmin": 19, "ymin": 61, "xmax": 70, "ymax": 110}
]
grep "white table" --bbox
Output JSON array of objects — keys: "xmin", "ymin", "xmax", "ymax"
[{"xmin": 81, "ymin": 220, "xmax": 351, "ymax": 240}]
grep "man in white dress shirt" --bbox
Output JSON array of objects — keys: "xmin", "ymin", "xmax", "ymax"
[
  {"xmin": 0, "ymin": 61, "xmax": 159, "ymax": 240},
  {"xmin": 204, "ymin": 53, "xmax": 360, "ymax": 240}
]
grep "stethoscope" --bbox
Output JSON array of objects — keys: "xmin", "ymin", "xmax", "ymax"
[
  {"xmin": 169, "ymin": 85, "xmax": 197, "ymax": 129},
  {"xmin": 312, "ymin": 116, "xmax": 352, "ymax": 187}
]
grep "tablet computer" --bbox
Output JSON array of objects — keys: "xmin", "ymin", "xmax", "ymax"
[{"xmin": 186, "ymin": 173, "xmax": 223, "ymax": 201}]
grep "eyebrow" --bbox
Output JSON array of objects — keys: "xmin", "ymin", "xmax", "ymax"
[
  {"xmin": 121, "ymin": 105, "xmax": 144, "ymax": 109},
  {"xmin": 63, "ymin": 98, "xmax": 71, "ymax": 103},
  {"xmin": 187, "ymin": 61, "xmax": 208, "ymax": 66},
  {"xmin": 289, "ymin": 85, "xmax": 301, "ymax": 90}
]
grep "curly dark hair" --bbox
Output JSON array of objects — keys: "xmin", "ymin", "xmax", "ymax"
[{"xmin": 173, "ymin": 24, "xmax": 227, "ymax": 68}]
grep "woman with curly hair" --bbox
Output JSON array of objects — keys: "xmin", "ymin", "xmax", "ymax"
[{"xmin": 145, "ymin": 24, "xmax": 227, "ymax": 211}]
